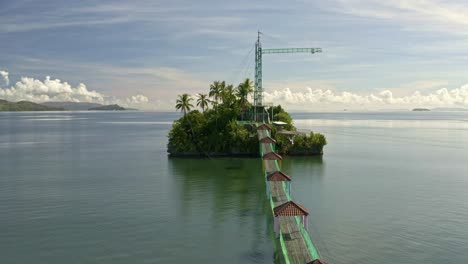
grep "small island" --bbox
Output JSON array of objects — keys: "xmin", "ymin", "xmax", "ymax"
[
  {"xmin": 88, "ymin": 104, "xmax": 126, "ymax": 111},
  {"xmin": 412, "ymin": 108, "xmax": 430, "ymax": 111},
  {"xmin": 41, "ymin": 101, "xmax": 103, "ymax": 110},
  {"xmin": 167, "ymin": 79, "xmax": 327, "ymax": 157}
]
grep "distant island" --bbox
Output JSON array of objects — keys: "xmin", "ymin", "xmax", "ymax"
[
  {"xmin": 412, "ymin": 108, "xmax": 430, "ymax": 111},
  {"xmin": 167, "ymin": 79, "xmax": 327, "ymax": 157},
  {"xmin": 0, "ymin": 99, "xmax": 64, "ymax": 111},
  {"xmin": 0, "ymin": 99, "xmax": 134, "ymax": 111},
  {"xmin": 41, "ymin": 101, "xmax": 103, "ymax": 110},
  {"xmin": 88, "ymin": 104, "xmax": 126, "ymax": 111}
]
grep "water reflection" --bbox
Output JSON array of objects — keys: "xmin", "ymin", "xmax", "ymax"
[{"xmin": 167, "ymin": 157, "xmax": 278, "ymax": 263}]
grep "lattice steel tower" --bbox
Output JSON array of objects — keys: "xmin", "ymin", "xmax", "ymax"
[{"xmin": 253, "ymin": 31, "xmax": 322, "ymax": 122}]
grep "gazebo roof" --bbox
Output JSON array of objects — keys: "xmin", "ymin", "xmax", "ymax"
[
  {"xmin": 262, "ymin": 152, "xmax": 283, "ymax": 160},
  {"xmin": 267, "ymin": 171, "xmax": 291, "ymax": 181},
  {"xmin": 273, "ymin": 201, "xmax": 309, "ymax": 217},
  {"xmin": 257, "ymin": 123, "xmax": 272, "ymax": 131},
  {"xmin": 260, "ymin": 136, "xmax": 276, "ymax": 144},
  {"xmin": 273, "ymin": 121, "xmax": 287, "ymax": 126}
]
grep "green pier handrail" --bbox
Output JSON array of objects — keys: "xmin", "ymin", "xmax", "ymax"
[{"xmin": 279, "ymin": 230, "xmax": 291, "ymax": 264}]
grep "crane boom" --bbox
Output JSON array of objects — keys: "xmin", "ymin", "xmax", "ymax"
[
  {"xmin": 262, "ymin": 48, "xmax": 322, "ymax": 54},
  {"xmin": 253, "ymin": 32, "xmax": 322, "ymax": 122}
]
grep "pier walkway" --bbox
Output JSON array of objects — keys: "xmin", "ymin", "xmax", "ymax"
[{"xmin": 257, "ymin": 125, "xmax": 324, "ymax": 264}]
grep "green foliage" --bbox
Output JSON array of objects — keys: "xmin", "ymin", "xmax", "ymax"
[
  {"xmin": 168, "ymin": 83, "xmax": 258, "ymax": 155},
  {"xmin": 311, "ymin": 133, "xmax": 327, "ymax": 152},
  {"xmin": 274, "ymin": 112, "xmax": 294, "ymax": 131},
  {"xmin": 266, "ymin": 105, "xmax": 285, "ymax": 120},
  {"xmin": 169, "ymin": 80, "xmax": 326, "ymax": 156},
  {"xmin": 267, "ymin": 104, "xmax": 294, "ymax": 130},
  {"xmin": 275, "ymin": 132, "xmax": 327, "ymax": 155}
]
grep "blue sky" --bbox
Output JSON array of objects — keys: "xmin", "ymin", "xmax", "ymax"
[{"xmin": 1, "ymin": 0, "xmax": 468, "ymax": 110}]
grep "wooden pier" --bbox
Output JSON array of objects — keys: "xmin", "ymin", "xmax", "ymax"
[{"xmin": 257, "ymin": 124, "xmax": 326, "ymax": 264}]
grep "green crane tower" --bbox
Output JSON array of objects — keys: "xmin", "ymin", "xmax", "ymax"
[{"xmin": 253, "ymin": 31, "xmax": 322, "ymax": 122}]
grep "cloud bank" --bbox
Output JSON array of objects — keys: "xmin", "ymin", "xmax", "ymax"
[
  {"xmin": 0, "ymin": 71, "xmax": 149, "ymax": 108},
  {"xmin": 264, "ymin": 85, "xmax": 468, "ymax": 111},
  {"xmin": 3, "ymin": 70, "xmax": 468, "ymax": 111}
]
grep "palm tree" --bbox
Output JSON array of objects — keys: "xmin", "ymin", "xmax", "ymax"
[
  {"xmin": 175, "ymin": 93, "xmax": 194, "ymax": 116},
  {"xmin": 196, "ymin": 93, "xmax": 209, "ymax": 112},
  {"xmin": 222, "ymin": 83, "xmax": 235, "ymax": 106},
  {"xmin": 209, "ymin": 81, "xmax": 223, "ymax": 107},
  {"xmin": 236, "ymin": 78, "xmax": 253, "ymax": 109}
]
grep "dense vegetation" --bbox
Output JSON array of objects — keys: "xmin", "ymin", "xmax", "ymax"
[
  {"xmin": 168, "ymin": 79, "xmax": 258, "ymax": 156},
  {"xmin": 266, "ymin": 105, "xmax": 327, "ymax": 155},
  {"xmin": 0, "ymin": 99, "xmax": 64, "ymax": 111},
  {"xmin": 167, "ymin": 79, "xmax": 327, "ymax": 157}
]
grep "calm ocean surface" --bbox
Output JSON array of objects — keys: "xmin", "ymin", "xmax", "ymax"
[{"xmin": 1, "ymin": 111, "xmax": 467, "ymax": 263}]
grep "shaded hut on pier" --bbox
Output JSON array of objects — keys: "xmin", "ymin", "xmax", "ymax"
[
  {"xmin": 273, "ymin": 201, "xmax": 309, "ymax": 234},
  {"xmin": 266, "ymin": 171, "xmax": 292, "ymax": 198},
  {"xmin": 262, "ymin": 151, "xmax": 283, "ymax": 171}
]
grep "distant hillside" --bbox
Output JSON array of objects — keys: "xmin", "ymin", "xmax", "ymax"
[
  {"xmin": 412, "ymin": 108, "xmax": 430, "ymax": 111},
  {"xmin": 89, "ymin": 104, "xmax": 126, "ymax": 111},
  {"xmin": 41, "ymin": 101, "xmax": 103, "ymax": 110},
  {"xmin": 0, "ymin": 99, "xmax": 64, "ymax": 111}
]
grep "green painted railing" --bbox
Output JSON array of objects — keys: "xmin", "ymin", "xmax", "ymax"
[{"xmin": 279, "ymin": 230, "xmax": 291, "ymax": 264}]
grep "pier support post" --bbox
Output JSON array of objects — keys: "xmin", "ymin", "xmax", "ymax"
[
  {"xmin": 303, "ymin": 215, "xmax": 308, "ymax": 230},
  {"xmin": 274, "ymin": 216, "xmax": 279, "ymax": 235}
]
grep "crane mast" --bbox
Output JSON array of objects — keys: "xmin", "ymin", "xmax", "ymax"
[{"xmin": 253, "ymin": 31, "xmax": 322, "ymax": 122}]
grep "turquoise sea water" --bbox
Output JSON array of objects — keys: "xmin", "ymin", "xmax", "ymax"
[{"xmin": 1, "ymin": 111, "xmax": 467, "ymax": 263}]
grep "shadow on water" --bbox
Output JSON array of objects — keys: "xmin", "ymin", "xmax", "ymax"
[
  {"xmin": 167, "ymin": 157, "xmax": 291, "ymax": 264},
  {"xmin": 167, "ymin": 157, "xmax": 264, "ymax": 217}
]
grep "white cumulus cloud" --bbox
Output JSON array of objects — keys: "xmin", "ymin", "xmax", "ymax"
[
  {"xmin": 0, "ymin": 71, "xmax": 151, "ymax": 108},
  {"xmin": 0, "ymin": 70, "xmax": 9, "ymax": 86},
  {"xmin": 126, "ymin": 94, "xmax": 149, "ymax": 104}
]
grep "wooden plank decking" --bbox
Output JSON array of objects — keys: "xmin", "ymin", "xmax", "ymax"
[{"xmin": 258, "ymin": 129, "xmax": 314, "ymax": 264}]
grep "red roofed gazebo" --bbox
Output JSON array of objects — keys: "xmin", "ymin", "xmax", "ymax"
[
  {"xmin": 273, "ymin": 201, "xmax": 309, "ymax": 233},
  {"xmin": 267, "ymin": 171, "xmax": 291, "ymax": 181},
  {"xmin": 266, "ymin": 171, "xmax": 292, "ymax": 198},
  {"xmin": 260, "ymin": 136, "xmax": 276, "ymax": 144},
  {"xmin": 274, "ymin": 201, "xmax": 308, "ymax": 216},
  {"xmin": 262, "ymin": 152, "xmax": 283, "ymax": 173}
]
